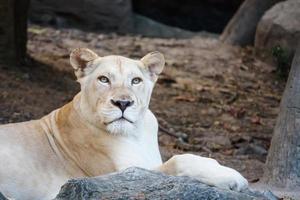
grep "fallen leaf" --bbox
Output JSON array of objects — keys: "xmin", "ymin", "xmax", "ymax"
[
  {"xmin": 251, "ymin": 116, "xmax": 262, "ymax": 125},
  {"xmin": 173, "ymin": 95, "xmax": 197, "ymax": 102}
]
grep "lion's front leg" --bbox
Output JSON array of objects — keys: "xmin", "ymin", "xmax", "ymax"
[{"xmin": 156, "ymin": 154, "xmax": 248, "ymax": 191}]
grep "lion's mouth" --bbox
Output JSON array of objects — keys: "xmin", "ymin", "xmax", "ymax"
[{"xmin": 105, "ymin": 117, "xmax": 133, "ymax": 125}]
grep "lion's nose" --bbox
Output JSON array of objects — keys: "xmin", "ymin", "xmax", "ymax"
[{"xmin": 111, "ymin": 100, "xmax": 134, "ymax": 112}]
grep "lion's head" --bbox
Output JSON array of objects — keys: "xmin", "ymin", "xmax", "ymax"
[{"xmin": 70, "ymin": 48, "xmax": 165, "ymax": 135}]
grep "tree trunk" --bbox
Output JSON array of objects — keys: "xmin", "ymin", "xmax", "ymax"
[
  {"xmin": 262, "ymin": 44, "xmax": 300, "ymax": 190},
  {"xmin": 0, "ymin": 0, "xmax": 30, "ymax": 65},
  {"xmin": 220, "ymin": 0, "xmax": 282, "ymax": 46}
]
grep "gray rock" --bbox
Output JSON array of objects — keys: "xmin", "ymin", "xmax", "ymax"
[
  {"xmin": 29, "ymin": 0, "xmax": 133, "ymax": 32},
  {"xmin": 29, "ymin": 0, "xmax": 216, "ymax": 38},
  {"xmin": 54, "ymin": 167, "xmax": 276, "ymax": 200},
  {"xmin": 255, "ymin": 0, "xmax": 300, "ymax": 59},
  {"xmin": 235, "ymin": 143, "xmax": 268, "ymax": 156},
  {"xmin": 133, "ymin": 14, "xmax": 218, "ymax": 39},
  {"xmin": 0, "ymin": 192, "xmax": 8, "ymax": 200},
  {"xmin": 133, "ymin": 14, "xmax": 195, "ymax": 38}
]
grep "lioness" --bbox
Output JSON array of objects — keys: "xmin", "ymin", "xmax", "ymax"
[{"xmin": 0, "ymin": 48, "xmax": 248, "ymax": 200}]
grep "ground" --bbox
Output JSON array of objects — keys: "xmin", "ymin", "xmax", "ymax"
[{"xmin": 0, "ymin": 25, "xmax": 285, "ymax": 183}]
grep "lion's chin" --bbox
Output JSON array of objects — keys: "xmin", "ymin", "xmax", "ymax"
[{"xmin": 105, "ymin": 119, "xmax": 136, "ymax": 136}]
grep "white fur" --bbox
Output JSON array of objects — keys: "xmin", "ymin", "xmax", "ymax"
[
  {"xmin": 159, "ymin": 154, "xmax": 248, "ymax": 191},
  {"xmin": 0, "ymin": 50, "xmax": 248, "ymax": 199}
]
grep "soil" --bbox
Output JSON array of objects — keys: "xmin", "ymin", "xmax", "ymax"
[{"xmin": 0, "ymin": 25, "xmax": 285, "ymax": 183}]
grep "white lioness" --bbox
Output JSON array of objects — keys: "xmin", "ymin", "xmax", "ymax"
[{"xmin": 0, "ymin": 49, "xmax": 248, "ymax": 200}]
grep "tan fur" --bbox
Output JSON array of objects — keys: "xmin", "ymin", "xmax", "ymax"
[{"xmin": 0, "ymin": 49, "xmax": 247, "ymax": 200}]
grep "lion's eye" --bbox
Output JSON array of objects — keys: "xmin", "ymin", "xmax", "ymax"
[
  {"xmin": 98, "ymin": 76, "xmax": 109, "ymax": 84},
  {"xmin": 132, "ymin": 77, "xmax": 142, "ymax": 85}
]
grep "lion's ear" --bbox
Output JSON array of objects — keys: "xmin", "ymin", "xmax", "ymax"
[
  {"xmin": 70, "ymin": 48, "xmax": 99, "ymax": 78},
  {"xmin": 141, "ymin": 51, "xmax": 165, "ymax": 81}
]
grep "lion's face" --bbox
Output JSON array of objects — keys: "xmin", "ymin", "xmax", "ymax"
[{"xmin": 70, "ymin": 48, "xmax": 165, "ymax": 135}]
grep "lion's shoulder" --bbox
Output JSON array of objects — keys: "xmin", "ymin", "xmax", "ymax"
[{"xmin": 144, "ymin": 109, "xmax": 158, "ymax": 132}]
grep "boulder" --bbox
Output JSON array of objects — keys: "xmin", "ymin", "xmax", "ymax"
[
  {"xmin": 133, "ymin": 14, "xmax": 195, "ymax": 38},
  {"xmin": 132, "ymin": 0, "xmax": 244, "ymax": 33},
  {"xmin": 0, "ymin": 192, "xmax": 8, "ymax": 200},
  {"xmin": 28, "ymin": 0, "xmax": 196, "ymax": 38},
  {"xmin": 29, "ymin": 0, "xmax": 133, "ymax": 32},
  {"xmin": 54, "ymin": 167, "xmax": 277, "ymax": 200},
  {"xmin": 255, "ymin": 0, "xmax": 300, "ymax": 59}
]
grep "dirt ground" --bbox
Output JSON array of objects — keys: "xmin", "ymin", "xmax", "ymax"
[{"xmin": 0, "ymin": 25, "xmax": 285, "ymax": 183}]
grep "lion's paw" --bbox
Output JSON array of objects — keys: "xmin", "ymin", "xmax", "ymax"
[
  {"xmin": 210, "ymin": 166, "xmax": 248, "ymax": 191},
  {"xmin": 167, "ymin": 154, "xmax": 248, "ymax": 192}
]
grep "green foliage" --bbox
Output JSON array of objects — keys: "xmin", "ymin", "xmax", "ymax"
[{"xmin": 271, "ymin": 45, "xmax": 291, "ymax": 79}]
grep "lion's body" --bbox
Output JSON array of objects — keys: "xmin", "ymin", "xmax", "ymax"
[
  {"xmin": 0, "ymin": 118, "xmax": 70, "ymax": 199},
  {"xmin": 0, "ymin": 49, "xmax": 247, "ymax": 200},
  {"xmin": 0, "ymin": 94, "xmax": 162, "ymax": 199}
]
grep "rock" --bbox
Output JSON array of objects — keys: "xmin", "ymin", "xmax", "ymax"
[
  {"xmin": 235, "ymin": 143, "xmax": 268, "ymax": 156},
  {"xmin": 29, "ymin": 0, "xmax": 213, "ymax": 38},
  {"xmin": 29, "ymin": 0, "xmax": 212, "ymax": 38},
  {"xmin": 0, "ymin": 192, "xmax": 8, "ymax": 200},
  {"xmin": 29, "ymin": 0, "xmax": 133, "ymax": 32},
  {"xmin": 133, "ymin": 14, "xmax": 195, "ymax": 38},
  {"xmin": 135, "ymin": 13, "xmax": 216, "ymax": 38},
  {"xmin": 133, "ymin": 0, "xmax": 244, "ymax": 33},
  {"xmin": 54, "ymin": 167, "xmax": 276, "ymax": 200},
  {"xmin": 255, "ymin": 0, "xmax": 300, "ymax": 59}
]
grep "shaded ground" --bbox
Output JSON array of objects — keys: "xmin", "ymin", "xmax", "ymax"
[{"xmin": 0, "ymin": 25, "xmax": 285, "ymax": 183}]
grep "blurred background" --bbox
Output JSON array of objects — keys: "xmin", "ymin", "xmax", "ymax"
[
  {"xmin": 1, "ymin": 0, "xmax": 299, "ymax": 187},
  {"xmin": 29, "ymin": 0, "xmax": 243, "ymax": 34}
]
